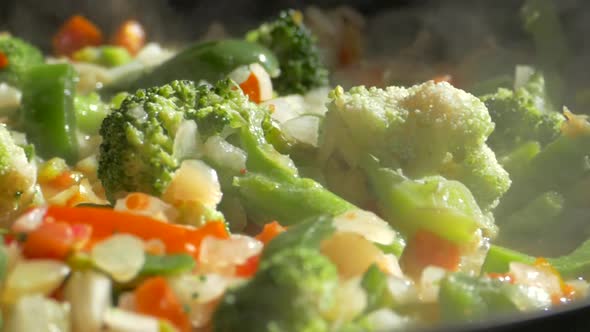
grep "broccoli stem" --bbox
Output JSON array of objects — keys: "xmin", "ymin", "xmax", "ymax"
[
  {"xmin": 497, "ymin": 141, "xmax": 541, "ymax": 178},
  {"xmin": 21, "ymin": 63, "xmax": 79, "ymax": 164}
]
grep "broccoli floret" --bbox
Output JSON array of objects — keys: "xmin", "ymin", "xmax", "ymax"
[
  {"xmin": 98, "ymin": 80, "xmax": 195, "ymax": 201},
  {"xmin": 0, "ymin": 36, "xmax": 44, "ymax": 87},
  {"xmin": 320, "ymin": 81, "xmax": 510, "ymax": 211},
  {"xmin": 480, "ymin": 72, "xmax": 565, "ymax": 155},
  {"xmin": 213, "ymin": 247, "xmax": 338, "ymax": 332},
  {"xmin": 0, "ymin": 125, "xmax": 37, "ymax": 224},
  {"xmin": 246, "ymin": 10, "xmax": 329, "ymax": 95}
]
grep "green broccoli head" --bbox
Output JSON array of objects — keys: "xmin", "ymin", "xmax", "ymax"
[
  {"xmin": 98, "ymin": 80, "xmax": 196, "ymax": 201},
  {"xmin": 320, "ymin": 81, "xmax": 510, "ymax": 210},
  {"xmin": 0, "ymin": 125, "xmax": 37, "ymax": 224},
  {"xmin": 246, "ymin": 10, "xmax": 329, "ymax": 95},
  {"xmin": 480, "ymin": 72, "xmax": 565, "ymax": 155},
  {"xmin": 0, "ymin": 35, "xmax": 44, "ymax": 87},
  {"xmin": 213, "ymin": 247, "xmax": 338, "ymax": 332}
]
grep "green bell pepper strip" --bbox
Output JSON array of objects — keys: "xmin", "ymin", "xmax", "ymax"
[
  {"xmin": 104, "ymin": 39, "xmax": 280, "ymax": 95},
  {"xmin": 21, "ymin": 63, "xmax": 79, "ymax": 164},
  {"xmin": 138, "ymin": 253, "xmax": 196, "ymax": 277},
  {"xmin": 483, "ymin": 239, "xmax": 590, "ymax": 279}
]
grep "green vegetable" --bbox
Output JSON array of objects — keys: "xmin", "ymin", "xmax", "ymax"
[
  {"xmin": 497, "ymin": 141, "xmax": 541, "ymax": 177},
  {"xmin": 246, "ymin": 10, "xmax": 329, "ymax": 95},
  {"xmin": 496, "ymin": 116, "xmax": 590, "ymax": 218},
  {"xmin": 439, "ymin": 273, "xmax": 522, "ymax": 321},
  {"xmin": 0, "ymin": 238, "xmax": 7, "ymax": 282},
  {"xmin": 20, "ymin": 63, "xmax": 79, "ymax": 163},
  {"xmin": 234, "ymin": 173, "xmax": 353, "ymax": 226},
  {"xmin": 483, "ymin": 240, "xmax": 590, "ymax": 279},
  {"xmin": 320, "ymin": 82, "xmax": 510, "ymax": 211},
  {"xmin": 213, "ymin": 247, "xmax": 338, "ymax": 332},
  {"xmin": 74, "ymin": 92, "xmax": 110, "ymax": 135},
  {"xmin": 104, "ymin": 39, "xmax": 279, "ymax": 94},
  {"xmin": 480, "ymin": 72, "xmax": 564, "ymax": 155},
  {"xmin": 363, "ymin": 156, "xmax": 493, "ymax": 244},
  {"xmin": 261, "ymin": 214, "xmax": 335, "ymax": 259},
  {"xmin": 0, "ymin": 35, "xmax": 43, "ymax": 87},
  {"xmin": 361, "ymin": 265, "xmax": 395, "ymax": 313},
  {"xmin": 139, "ymin": 254, "xmax": 196, "ymax": 277},
  {"xmin": 72, "ymin": 46, "xmax": 132, "ymax": 67},
  {"xmin": 0, "ymin": 125, "xmax": 37, "ymax": 223}
]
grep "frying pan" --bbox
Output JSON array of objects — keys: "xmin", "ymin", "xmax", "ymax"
[{"xmin": 2, "ymin": 0, "xmax": 589, "ymax": 331}]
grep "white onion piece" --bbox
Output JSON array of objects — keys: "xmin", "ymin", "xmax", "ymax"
[
  {"xmin": 65, "ymin": 270, "xmax": 112, "ymax": 332},
  {"xmin": 103, "ymin": 308, "xmax": 159, "ymax": 332},
  {"xmin": 4, "ymin": 295, "xmax": 70, "ymax": 332},
  {"xmin": 163, "ymin": 160, "xmax": 222, "ymax": 209},
  {"xmin": 249, "ymin": 63, "xmax": 273, "ymax": 102},
  {"xmin": 264, "ymin": 95, "xmax": 305, "ymax": 123},
  {"xmin": 117, "ymin": 292, "xmax": 136, "ymax": 311},
  {"xmin": 114, "ymin": 193, "xmax": 178, "ymax": 222},
  {"xmin": 376, "ymin": 253, "xmax": 403, "ymax": 278},
  {"xmin": 366, "ymin": 308, "xmax": 414, "ymax": 332},
  {"xmin": 387, "ymin": 276, "xmax": 418, "ymax": 305},
  {"xmin": 418, "ymin": 266, "xmax": 447, "ymax": 303},
  {"xmin": 0, "ymin": 83, "xmax": 21, "ymax": 113},
  {"xmin": 509, "ymin": 262, "xmax": 562, "ymax": 296},
  {"xmin": 11, "ymin": 206, "xmax": 47, "ymax": 233},
  {"xmin": 91, "ymin": 235, "xmax": 145, "ymax": 283},
  {"xmin": 199, "ymin": 235, "xmax": 263, "ymax": 272},
  {"xmin": 322, "ymin": 277, "xmax": 367, "ymax": 322},
  {"xmin": 282, "ymin": 115, "xmax": 321, "ymax": 147},
  {"xmin": 303, "ymin": 86, "xmax": 331, "ymax": 116},
  {"xmin": 169, "ymin": 274, "xmax": 229, "ymax": 304},
  {"xmin": 135, "ymin": 43, "xmax": 175, "ymax": 67},
  {"xmin": 173, "ymin": 120, "xmax": 202, "ymax": 161},
  {"xmin": 333, "ymin": 209, "xmax": 396, "ymax": 245},
  {"xmin": 566, "ymin": 279, "xmax": 590, "ymax": 299},
  {"xmin": 321, "ymin": 232, "xmax": 383, "ymax": 279},
  {"xmin": 3, "ymin": 260, "xmax": 70, "ymax": 303},
  {"xmin": 203, "ymin": 136, "xmax": 247, "ymax": 173}
]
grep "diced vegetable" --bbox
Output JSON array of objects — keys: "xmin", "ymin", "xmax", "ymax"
[
  {"xmin": 4, "ymin": 295, "xmax": 70, "ymax": 332},
  {"xmin": 321, "ymin": 232, "xmax": 386, "ymax": 279},
  {"xmin": 255, "ymin": 221, "xmax": 286, "ymax": 244},
  {"xmin": 22, "ymin": 222, "xmax": 77, "ymax": 260},
  {"xmin": 53, "ymin": 15, "xmax": 103, "ymax": 57},
  {"xmin": 135, "ymin": 277, "xmax": 191, "ymax": 332},
  {"xmin": 21, "ymin": 63, "xmax": 79, "ymax": 163},
  {"xmin": 91, "ymin": 234, "xmax": 146, "ymax": 282},
  {"xmin": 400, "ymin": 230, "xmax": 462, "ymax": 277},
  {"xmin": 3, "ymin": 260, "xmax": 70, "ymax": 303},
  {"xmin": 65, "ymin": 270, "xmax": 112, "ymax": 332},
  {"xmin": 103, "ymin": 308, "xmax": 160, "ymax": 332},
  {"xmin": 112, "ymin": 20, "xmax": 146, "ymax": 55},
  {"xmin": 139, "ymin": 253, "xmax": 196, "ymax": 277}
]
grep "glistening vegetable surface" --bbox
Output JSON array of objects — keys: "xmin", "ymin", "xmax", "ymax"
[{"xmin": 0, "ymin": 1, "xmax": 589, "ymax": 332}]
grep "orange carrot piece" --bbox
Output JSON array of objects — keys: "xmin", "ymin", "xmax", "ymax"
[
  {"xmin": 53, "ymin": 15, "xmax": 103, "ymax": 56},
  {"xmin": 235, "ymin": 255, "xmax": 260, "ymax": 277},
  {"xmin": 239, "ymin": 73, "xmax": 261, "ymax": 103},
  {"xmin": 0, "ymin": 52, "xmax": 8, "ymax": 69},
  {"xmin": 112, "ymin": 20, "xmax": 146, "ymax": 55},
  {"xmin": 22, "ymin": 222, "xmax": 75, "ymax": 260},
  {"xmin": 400, "ymin": 229, "xmax": 461, "ymax": 277},
  {"xmin": 135, "ymin": 277, "xmax": 191, "ymax": 332},
  {"xmin": 255, "ymin": 221, "xmax": 286, "ymax": 244}
]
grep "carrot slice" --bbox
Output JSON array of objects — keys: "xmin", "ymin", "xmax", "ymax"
[
  {"xmin": 135, "ymin": 277, "xmax": 191, "ymax": 332},
  {"xmin": 235, "ymin": 254, "xmax": 260, "ymax": 277},
  {"xmin": 112, "ymin": 20, "xmax": 146, "ymax": 55},
  {"xmin": 0, "ymin": 52, "xmax": 8, "ymax": 69},
  {"xmin": 53, "ymin": 15, "xmax": 103, "ymax": 56},
  {"xmin": 255, "ymin": 221, "xmax": 286, "ymax": 244},
  {"xmin": 22, "ymin": 222, "xmax": 75, "ymax": 260},
  {"xmin": 400, "ymin": 229, "xmax": 461, "ymax": 277}
]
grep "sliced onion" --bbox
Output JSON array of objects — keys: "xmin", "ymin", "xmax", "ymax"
[
  {"xmin": 376, "ymin": 253, "xmax": 403, "ymax": 278},
  {"xmin": 366, "ymin": 308, "xmax": 414, "ymax": 332},
  {"xmin": 3, "ymin": 260, "xmax": 70, "ymax": 303},
  {"xmin": 418, "ymin": 266, "xmax": 447, "ymax": 303},
  {"xmin": 199, "ymin": 235, "xmax": 263, "ymax": 273},
  {"xmin": 514, "ymin": 65, "xmax": 535, "ymax": 90},
  {"xmin": 203, "ymin": 136, "xmax": 247, "ymax": 173},
  {"xmin": 135, "ymin": 43, "xmax": 175, "ymax": 67},
  {"xmin": 4, "ymin": 295, "xmax": 70, "ymax": 332},
  {"xmin": 0, "ymin": 83, "xmax": 21, "ymax": 114},
  {"xmin": 263, "ymin": 95, "xmax": 305, "ymax": 123},
  {"xmin": 321, "ymin": 232, "xmax": 383, "ymax": 279},
  {"xmin": 173, "ymin": 119, "xmax": 202, "ymax": 161},
  {"xmin": 91, "ymin": 234, "xmax": 145, "ymax": 283},
  {"xmin": 65, "ymin": 270, "xmax": 112, "ymax": 332},
  {"xmin": 333, "ymin": 209, "xmax": 397, "ymax": 245},
  {"xmin": 163, "ymin": 160, "xmax": 222, "ymax": 209},
  {"xmin": 509, "ymin": 262, "xmax": 562, "ymax": 296},
  {"xmin": 303, "ymin": 86, "xmax": 331, "ymax": 116},
  {"xmin": 115, "ymin": 192, "xmax": 178, "ymax": 222},
  {"xmin": 11, "ymin": 206, "xmax": 47, "ymax": 233},
  {"xmin": 282, "ymin": 115, "xmax": 321, "ymax": 147},
  {"xmin": 321, "ymin": 277, "xmax": 367, "ymax": 322},
  {"xmin": 103, "ymin": 308, "xmax": 160, "ymax": 332},
  {"xmin": 169, "ymin": 274, "xmax": 229, "ymax": 304},
  {"xmin": 386, "ymin": 276, "xmax": 418, "ymax": 305}
]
